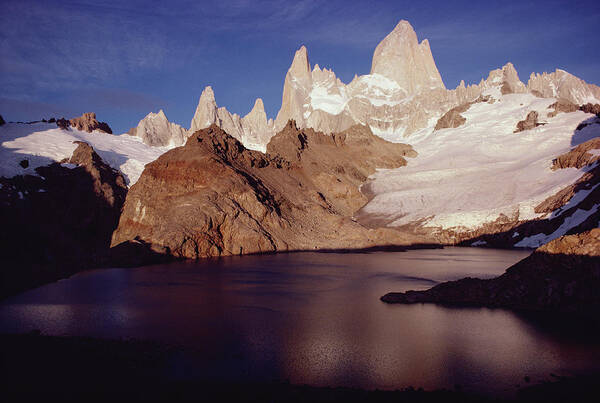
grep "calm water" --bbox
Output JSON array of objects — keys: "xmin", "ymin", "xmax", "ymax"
[{"xmin": 2, "ymin": 247, "xmax": 600, "ymax": 396}]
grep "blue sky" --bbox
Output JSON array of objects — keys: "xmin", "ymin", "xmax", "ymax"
[{"xmin": 1, "ymin": 0, "xmax": 599, "ymax": 133}]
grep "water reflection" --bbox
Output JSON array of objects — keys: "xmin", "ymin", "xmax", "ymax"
[{"xmin": 1, "ymin": 248, "xmax": 599, "ymax": 395}]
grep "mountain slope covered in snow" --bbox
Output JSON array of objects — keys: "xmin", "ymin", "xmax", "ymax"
[
  {"xmin": 357, "ymin": 89, "xmax": 600, "ymax": 247},
  {"xmin": 0, "ymin": 122, "xmax": 169, "ymax": 186}
]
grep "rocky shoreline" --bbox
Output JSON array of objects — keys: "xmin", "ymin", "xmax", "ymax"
[{"xmin": 382, "ymin": 229, "xmax": 600, "ymax": 317}]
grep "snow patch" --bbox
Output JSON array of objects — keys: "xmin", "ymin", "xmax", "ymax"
[
  {"xmin": 515, "ymin": 204, "xmax": 599, "ymax": 248},
  {"xmin": 61, "ymin": 163, "xmax": 78, "ymax": 169},
  {"xmin": 1, "ymin": 123, "xmax": 171, "ymax": 186}
]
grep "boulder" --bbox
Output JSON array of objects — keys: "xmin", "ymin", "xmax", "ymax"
[
  {"xmin": 434, "ymin": 103, "xmax": 470, "ymax": 130},
  {"xmin": 514, "ymin": 111, "xmax": 541, "ymax": 133}
]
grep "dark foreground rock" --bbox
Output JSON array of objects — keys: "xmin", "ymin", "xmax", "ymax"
[
  {"xmin": 0, "ymin": 142, "xmax": 127, "ymax": 298},
  {"xmin": 111, "ymin": 121, "xmax": 429, "ymax": 259},
  {"xmin": 382, "ymin": 229, "xmax": 600, "ymax": 316}
]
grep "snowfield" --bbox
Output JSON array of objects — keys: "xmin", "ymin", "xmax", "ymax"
[
  {"xmin": 0, "ymin": 123, "xmax": 171, "ymax": 186},
  {"xmin": 359, "ymin": 92, "xmax": 600, "ymax": 238}
]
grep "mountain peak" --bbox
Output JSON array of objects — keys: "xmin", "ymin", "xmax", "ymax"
[
  {"xmin": 190, "ymin": 86, "xmax": 219, "ymax": 132},
  {"xmin": 247, "ymin": 98, "xmax": 266, "ymax": 118},
  {"xmin": 199, "ymin": 86, "xmax": 216, "ymax": 102},
  {"xmin": 253, "ymin": 98, "xmax": 264, "ymax": 110},
  {"xmin": 289, "ymin": 45, "xmax": 311, "ymax": 78},
  {"xmin": 392, "ymin": 19, "xmax": 415, "ymax": 34},
  {"xmin": 370, "ymin": 20, "xmax": 445, "ymax": 94}
]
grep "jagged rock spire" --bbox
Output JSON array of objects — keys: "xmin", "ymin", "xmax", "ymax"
[
  {"xmin": 190, "ymin": 86, "xmax": 218, "ymax": 133},
  {"xmin": 370, "ymin": 20, "xmax": 445, "ymax": 94},
  {"xmin": 274, "ymin": 45, "xmax": 314, "ymax": 131}
]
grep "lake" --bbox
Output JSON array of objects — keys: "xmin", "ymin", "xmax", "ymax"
[{"xmin": 2, "ymin": 247, "xmax": 599, "ymax": 396}]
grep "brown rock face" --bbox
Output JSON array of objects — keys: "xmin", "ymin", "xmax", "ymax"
[
  {"xmin": 0, "ymin": 142, "xmax": 127, "ymax": 298},
  {"xmin": 382, "ymin": 229, "xmax": 600, "ymax": 316},
  {"xmin": 111, "ymin": 122, "xmax": 426, "ymax": 259},
  {"xmin": 547, "ymin": 99, "xmax": 578, "ymax": 117},
  {"xmin": 551, "ymin": 137, "xmax": 600, "ymax": 170},
  {"xmin": 69, "ymin": 112, "xmax": 112, "ymax": 134},
  {"xmin": 514, "ymin": 111, "xmax": 541, "ymax": 133},
  {"xmin": 434, "ymin": 103, "xmax": 470, "ymax": 130}
]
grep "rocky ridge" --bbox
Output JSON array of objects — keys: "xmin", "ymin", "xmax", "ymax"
[
  {"xmin": 125, "ymin": 20, "xmax": 599, "ymax": 153},
  {"xmin": 68, "ymin": 112, "xmax": 112, "ymax": 134},
  {"xmin": 189, "ymin": 86, "xmax": 274, "ymax": 152},
  {"xmin": 110, "ymin": 122, "xmax": 427, "ymax": 259}
]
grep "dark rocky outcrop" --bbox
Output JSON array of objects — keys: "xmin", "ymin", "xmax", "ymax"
[
  {"xmin": 0, "ymin": 142, "xmax": 127, "ymax": 298},
  {"xmin": 514, "ymin": 111, "xmax": 543, "ymax": 133},
  {"xmin": 382, "ymin": 229, "xmax": 600, "ymax": 316},
  {"xmin": 56, "ymin": 117, "xmax": 70, "ymax": 130},
  {"xmin": 0, "ymin": 114, "xmax": 5, "ymax": 126},
  {"xmin": 580, "ymin": 103, "xmax": 600, "ymax": 116},
  {"xmin": 111, "ymin": 122, "xmax": 427, "ymax": 260},
  {"xmin": 69, "ymin": 112, "xmax": 112, "ymax": 133}
]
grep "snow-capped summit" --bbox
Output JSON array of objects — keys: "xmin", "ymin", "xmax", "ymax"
[
  {"xmin": 122, "ymin": 19, "xmax": 600, "ymax": 152},
  {"xmin": 370, "ymin": 20, "xmax": 445, "ymax": 94}
]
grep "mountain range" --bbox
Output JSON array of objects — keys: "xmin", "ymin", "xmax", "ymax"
[
  {"xmin": 1, "ymin": 19, "xmax": 599, "ymax": 303},
  {"xmin": 128, "ymin": 20, "xmax": 599, "ymax": 151}
]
